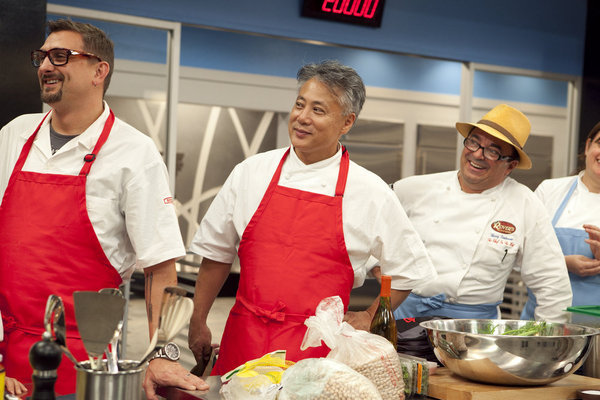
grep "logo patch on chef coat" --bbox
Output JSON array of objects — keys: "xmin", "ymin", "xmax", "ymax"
[
  {"xmin": 488, "ymin": 220, "xmax": 517, "ymax": 248},
  {"xmin": 163, "ymin": 196, "xmax": 174, "ymax": 205},
  {"xmin": 491, "ymin": 220, "xmax": 516, "ymax": 234}
]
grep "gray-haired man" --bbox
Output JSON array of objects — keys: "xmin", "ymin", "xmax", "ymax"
[{"xmin": 187, "ymin": 60, "xmax": 436, "ymax": 376}]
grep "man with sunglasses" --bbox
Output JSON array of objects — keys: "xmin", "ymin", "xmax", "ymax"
[
  {"xmin": 0, "ymin": 20, "xmax": 207, "ymax": 397},
  {"xmin": 387, "ymin": 104, "xmax": 572, "ymax": 322}
]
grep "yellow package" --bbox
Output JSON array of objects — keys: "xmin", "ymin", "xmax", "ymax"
[
  {"xmin": 220, "ymin": 350, "xmax": 294, "ymax": 400},
  {"xmin": 220, "ymin": 350, "xmax": 295, "ymax": 400},
  {"xmin": 0, "ymin": 354, "xmax": 5, "ymax": 400}
]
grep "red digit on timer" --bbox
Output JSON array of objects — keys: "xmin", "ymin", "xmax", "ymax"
[{"xmin": 321, "ymin": 0, "xmax": 380, "ymax": 19}]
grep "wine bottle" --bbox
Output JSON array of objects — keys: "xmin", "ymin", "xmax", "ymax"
[{"xmin": 369, "ymin": 275, "xmax": 397, "ymax": 350}]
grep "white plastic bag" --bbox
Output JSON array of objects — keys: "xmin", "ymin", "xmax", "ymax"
[
  {"xmin": 302, "ymin": 296, "xmax": 405, "ymax": 400},
  {"xmin": 279, "ymin": 358, "xmax": 382, "ymax": 400}
]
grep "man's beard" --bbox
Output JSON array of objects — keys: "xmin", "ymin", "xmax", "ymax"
[
  {"xmin": 40, "ymin": 73, "xmax": 64, "ymax": 104},
  {"xmin": 41, "ymin": 88, "xmax": 62, "ymax": 104}
]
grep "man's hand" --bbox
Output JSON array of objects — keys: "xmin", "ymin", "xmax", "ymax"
[
  {"xmin": 343, "ymin": 310, "xmax": 373, "ymax": 331},
  {"xmin": 565, "ymin": 254, "xmax": 600, "ymax": 277},
  {"xmin": 584, "ymin": 224, "xmax": 600, "ymax": 260},
  {"xmin": 188, "ymin": 257, "xmax": 230, "ymax": 371},
  {"xmin": 370, "ymin": 266, "xmax": 382, "ymax": 283},
  {"xmin": 143, "ymin": 359, "xmax": 209, "ymax": 400},
  {"xmin": 189, "ymin": 318, "xmax": 214, "ymax": 366},
  {"xmin": 5, "ymin": 376, "xmax": 28, "ymax": 397}
]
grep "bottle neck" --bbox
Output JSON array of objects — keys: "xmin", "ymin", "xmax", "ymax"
[{"xmin": 380, "ymin": 275, "xmax": 392, "ymax": 298}]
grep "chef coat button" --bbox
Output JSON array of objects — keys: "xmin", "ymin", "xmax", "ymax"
[
  {"xmin": 284, "ymin": 174, "xmax": 290, "ymax": 180},
  {"xmin": 321, "ymin": 182, "xmax": 327, "ymax": 187},
  {"xmin": 491, "ymin": 198, "xmax": 496, "ymax": 202},
  {"xmin": 433, "ymin": 219, "xmax": 439, "ymax": 223},
  {"xmin": 462, "ymin": 263, "xmax": 467, "ymax": 269},
  {"xmin": 475, "ymin": 229, "xmax": 480, "ymax": 234},
  {"xmin": 448, "ymin": 297, "xmax": 456, "ymax": 303}
]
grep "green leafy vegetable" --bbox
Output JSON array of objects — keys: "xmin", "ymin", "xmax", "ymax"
[
  {"xmin": 501, "ymin": 321, "xmax": 548, "ymax": 336},
  {"xmin": 479, "ymin": 322, "xmax": 498, "ymax": 335}
]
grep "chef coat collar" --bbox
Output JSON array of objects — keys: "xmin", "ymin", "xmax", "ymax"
[
  {"xmin": 453, "ymin": 170, "xmax": 508, "ymax": 196},
  {"xmin": 288, "ymin": 143, "xmax": 343, "ymax": 170},
  {"xmin": 577, "ymin": 170, "xmax": 599, "ymax": 194},
  {"xmin": 22, "ymin": 101, "xmax": 112, "ymax": 153}
]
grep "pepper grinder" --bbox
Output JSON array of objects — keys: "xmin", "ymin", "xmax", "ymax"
[{"xmin": 29, "ymin": 331, "xmax": 62, "ymax": 400}]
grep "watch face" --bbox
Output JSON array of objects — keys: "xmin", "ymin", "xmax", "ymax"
[{"xmin": 164, "ymin": 343, "xmax": 180, "ymax": 360}]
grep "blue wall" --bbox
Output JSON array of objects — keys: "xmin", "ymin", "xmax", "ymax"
[
  {"xmin": 48, "ymin": 1, "xmax": 576, "ymax": 106},
  {"xmin": 474, "ymin": 71, "xmax": 568, "ymax": 107},
  {"xmin": 180, "ymin": 27, "xmax": 463, "ymax": 96},
  {"xmin": 48, "ymin": 12, "xmax": 465, "ymax": 96},
  {"xmin": 49, "ymin": 0, "xmax": 587, "ymax": 76}
]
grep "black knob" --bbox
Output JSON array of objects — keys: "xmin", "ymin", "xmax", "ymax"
[{"xmin": 29, "ymin": 331, "xmax": 62, "ymax": 400}]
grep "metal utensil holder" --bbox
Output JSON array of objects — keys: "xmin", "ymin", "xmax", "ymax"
[{"xmin": 75, "ymin": 360, "xmax": 145, "ymax": 400}]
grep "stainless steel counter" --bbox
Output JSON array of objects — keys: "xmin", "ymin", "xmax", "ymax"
[{"xmin": 156, "ymin": 376, "xmax": 222, "ymax": 400}]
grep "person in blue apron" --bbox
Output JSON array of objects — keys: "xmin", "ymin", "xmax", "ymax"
[
  {"xmin": 385, "ymin": 104, "xmax": 572, "ymax": 322},
  {"xmin": 521, "ymin": 122, "xmax": 600, "ymax": 320}
]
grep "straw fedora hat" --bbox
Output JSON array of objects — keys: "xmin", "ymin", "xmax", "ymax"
[{"xmin": 455, "ymin": 104, "xmax": 532, "ymax": 170}]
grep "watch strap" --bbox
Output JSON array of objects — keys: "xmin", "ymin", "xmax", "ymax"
[{"xmin": 150, "ymin": 342, "xmax": 180, "ymax": 361}]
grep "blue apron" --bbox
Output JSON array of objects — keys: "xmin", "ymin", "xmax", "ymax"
[
  {"xmin": 393, "ymin": 293, "xmax": 502, "ymax": 320},
  {"xmin": 521, "ymin": 178, "xmax": 599, "ymax": 320}
]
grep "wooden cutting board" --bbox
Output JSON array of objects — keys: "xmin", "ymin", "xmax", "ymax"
[{"xmin": 428, "ymin": 368, "xmax": 600, "ymax": 400}]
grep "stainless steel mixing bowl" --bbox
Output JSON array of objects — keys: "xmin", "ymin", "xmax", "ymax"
[{"xmin": 420, "ymin": 319, "xmax": 600, "ymax": 386}]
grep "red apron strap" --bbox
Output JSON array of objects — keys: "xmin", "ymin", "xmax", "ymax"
[
  {"xmin": 335, "ymin": 146, "xmax": 350, "ymax": 197},
  {"xmin": 79, "ymin": 110, "xmax": 115, "ymax": 176},
  {"xmin": 268, "ymin": 147, "xmax": 290, "ymax": 187},
  {"xmin": 5, "ymin": 112, "xmax": 51, "ymax": 190}
]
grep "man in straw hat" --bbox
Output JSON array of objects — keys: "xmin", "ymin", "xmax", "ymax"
[{"xmin": 388, "ymin": 104, "xmax": 572, "ymax": 322}]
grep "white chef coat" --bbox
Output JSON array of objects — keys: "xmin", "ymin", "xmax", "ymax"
[
  {"xmin": 0, "ymin": 103, "xmax": 186, "ymax": 278},
  {"xmin": 189, "ymin": 146, "xmax": 437, "ymax": 289},
  {"xmin": 535, "ymin": 172, "xmax": 600, "ymax": 228},
  {"xmin": 393, "ymin": 171, "xmax": 572, "ymax": 323}
]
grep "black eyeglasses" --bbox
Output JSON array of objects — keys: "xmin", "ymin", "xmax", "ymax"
[
  {"xmin": 31, "ymin": 48, "xmax": 102, "ymax": 68},
  {"xmin": 463, "ymin": 136, "xmax": 514, "ymax": 162}
]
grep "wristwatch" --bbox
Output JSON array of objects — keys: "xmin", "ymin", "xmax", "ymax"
[{"xmin": 151, "ymin": 342, "xmax": 180, "ymax": 361}]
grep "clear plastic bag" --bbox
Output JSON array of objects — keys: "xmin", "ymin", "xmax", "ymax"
[
  {"xmin": 220, "ymin": 374, "xmax": 280, "ymax": 400},
  {"xmin": 302, "ymin": 296, "xmax": 405, "ymax": 400},
  {"xmin": 397, "ymin": 353, "xmax": 430, "ymax": 398},
  {"xmin": 279, "ymin": 358, "xmax": 382, "ymax": 400}
]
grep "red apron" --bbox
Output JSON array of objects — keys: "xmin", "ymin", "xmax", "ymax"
[
  {"xmin": 0, "ymin": 111, "xmax": 122, "ymax": 395},
  {"xmin": 212, "ymin": 147, "xmax": 355, "ymax": 375}
]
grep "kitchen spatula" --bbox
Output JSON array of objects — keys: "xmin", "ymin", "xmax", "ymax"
[
  {"xmin": 98, "ymin": 287, "xmax": 125, "ymax": 373},
  {"xmin": 73, "ymin": 290, "xmax": 126, "ymax": 370}
]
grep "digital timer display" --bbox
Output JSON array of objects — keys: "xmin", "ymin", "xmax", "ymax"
[{"xmin": 301, "ymin": 0, "xmax": 386, "ymax": 28}]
